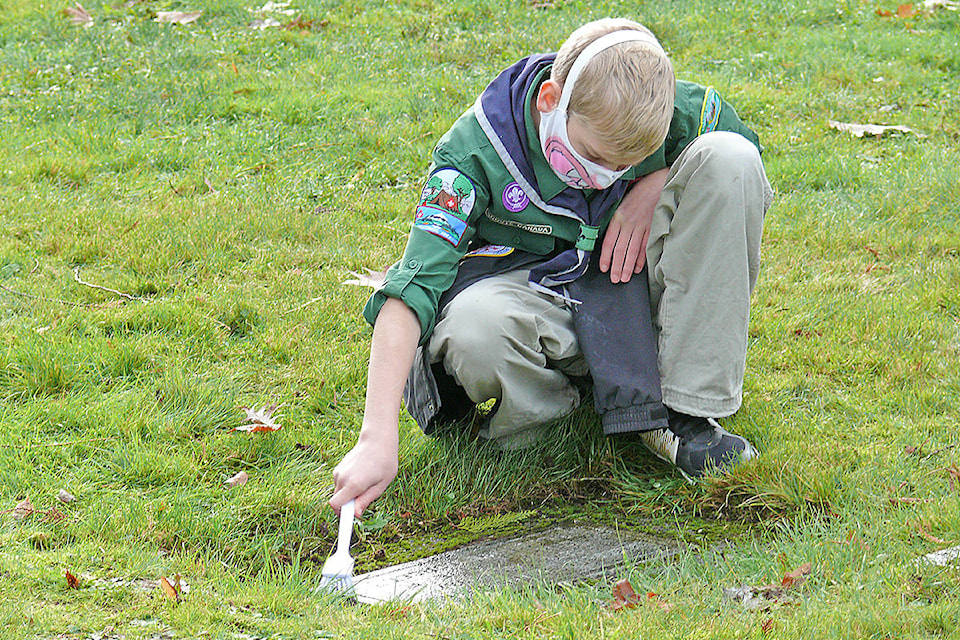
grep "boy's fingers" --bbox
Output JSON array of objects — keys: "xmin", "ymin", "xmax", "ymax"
[
  {"xmin": 634, "ymin": 228, "xmax": 651, "ymax": 273},
  {"xmin": 599, "ymin": 220, "xmax": 622, "ymax": 272},
  {"xmin": 611, "ymin": 230, "xmax": 646, "ymax": 283}
]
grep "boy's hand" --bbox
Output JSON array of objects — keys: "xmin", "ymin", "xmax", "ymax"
[
  {"xmin": 600, "ymin": 168, "xmax": 669, "ymax": 283},
  {"xmin": 329, "ymin": 432, "xmax": 399, "ymax": 517}
]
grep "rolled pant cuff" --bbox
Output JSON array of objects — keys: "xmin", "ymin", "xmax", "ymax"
[
  {"xmin": 661, "ymin": 387, "xmax": 742, "ymax": 419},
  {"xmin": 601, "ymin": 403, "xmax": 669, "ymax": 435}
]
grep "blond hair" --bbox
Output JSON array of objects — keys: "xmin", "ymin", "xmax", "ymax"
[{"xmin": 552, "ymin": 19, "xmax": 675, "ymax": 166}]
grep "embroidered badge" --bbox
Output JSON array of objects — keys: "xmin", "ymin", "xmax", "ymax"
[
  {"xmin": 413, "ymin": 168, "xmax": 476, "ymax": 246},
  {"xmin": 465, "ymin": 244, "xmax": 515, "ymax": 258},
  {"xmin": 501, "ymin": 182, "xmax": 529, "ymax": 213},
  {"xmin": 699, "ymin": 87, "xmax": 722, "ymax": 136}
]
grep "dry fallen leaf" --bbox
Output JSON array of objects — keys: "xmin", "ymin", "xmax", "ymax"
[
  {"xmin": 13, "ymin": 497, "xmax": 34, "ymax": 521},
  {"xmin": 65, "ymin": 570, "xmax": 80, "ymax": 589},
  {"xmin": 160, "ymin": 575, "xmax": 181, "ymax": 602},
  {"xmin": 58, "ymin": 489, "xmax": 76, "ymax": 503},
  {"xmin": 343, "ymin": 267, "xmax": 389, "ymax": 290},
  {"xmin": 284, "ymin": 15, "xmax": 316, "ymax": 31},
  {"xmin": 226, "ymin": 471, "xmax": 249, "ymax": 488},
  {"xmin": 781, "ymin": 562, "xmax": 812, "ymax": 589},
  {"xmin": 898, "ymin": 2, "xmax": 920, "ymax": 16},
  {"xmin": 609, "ymin": 577, "xmax": 642, "ymax": 610},
  {"xmin": 156, "ymin": 10, "xmax": 203, "ymax": 25},
  {"xmin": 828, "ymin": 119, "xmax": 925, "ymax": 138},
  {"xmin": 607, "ymin": 578, "xmax": 672, "ymax": 612},
  {"xmin": 64, "ymin": 3, "xmax": 93, "ymax": 27},
  {"xmin": 235, "ymin": 405, "xmax": 282, "ymax": 432}
]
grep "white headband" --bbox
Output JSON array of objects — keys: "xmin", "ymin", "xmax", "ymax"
[{"xmin": 558, "ymin": 30, "xmax": 666, "ymax": 112}]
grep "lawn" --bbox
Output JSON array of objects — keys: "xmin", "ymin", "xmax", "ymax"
[{"xmin": 1, "ymin": 0, "xmax": 959, "ymax": 638}]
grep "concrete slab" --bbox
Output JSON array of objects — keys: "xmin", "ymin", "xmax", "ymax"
[{"xmin": 352, "ymin": 522, "xmax": 678, "ymax": 604}]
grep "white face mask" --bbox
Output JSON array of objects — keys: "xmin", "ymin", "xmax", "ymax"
[
  {"xmin": 539, "ymin": 109, "xmax": 629, "ymax": 190},
  {"xmin": 538, "ymin": 30, "xmax": 665, "ymax": 190}
]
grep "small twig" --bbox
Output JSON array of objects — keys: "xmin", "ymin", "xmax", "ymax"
[
  {"xmin": 73, "ymin": 267, "xmax": 147, "ymax": 302},
  {"xmin": 282, "ymin": 296, "xmax": 323, "ymax": 316},
  {"xmin": 30, "ymin": 258, "xmax": 40, "ymax": 274},
  {"xmin": 203, "ymin": 314, "xmax": 232, "ymax": 332},
  {"xmin": 922, "ymin": 444, "xmax": 959, "ymax": 461},
  {"xmin": 0, "ymin": 282, "xmax": 86, "ymax": 307}
]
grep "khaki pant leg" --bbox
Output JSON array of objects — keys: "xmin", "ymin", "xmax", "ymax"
[
  {"xmin": 646, "ymin": 131, "xmax": 774, "ymax": 417},
  {"xmin": 428, "ymin": 269, "xmax": 588, "ymax": 449}
]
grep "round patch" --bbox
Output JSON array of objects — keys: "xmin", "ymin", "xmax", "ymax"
[{"xmin": 501, "ymin": 182, "xmax": 529, "ymax": 213}]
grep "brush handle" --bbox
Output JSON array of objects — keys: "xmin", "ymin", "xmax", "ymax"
[{"xmin": 336, "ymin": 498, "xmax": 355, "ymax": 554}]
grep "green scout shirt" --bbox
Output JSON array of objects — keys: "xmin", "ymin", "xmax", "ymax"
[{"xmin": 365, "ymin": 69, "xmax": 761, "ymax": 344}]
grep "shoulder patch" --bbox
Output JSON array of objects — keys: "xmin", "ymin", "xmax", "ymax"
[
  {"xmin": 698, "ymin": 87, "xmax": 722, "ymax": 136},
  {"xmin": 413, "ymin": 168, "xmax": 476, "ymax": 246}
]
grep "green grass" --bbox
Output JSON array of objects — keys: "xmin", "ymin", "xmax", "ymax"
[{"xmin": 1, "ymin": 0, "xmax": 959, "ymax": 637}]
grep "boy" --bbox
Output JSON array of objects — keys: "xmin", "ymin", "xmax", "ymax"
[{"xmin": 330, "ymin": 19, "xmax": 773, "ymax": 516}]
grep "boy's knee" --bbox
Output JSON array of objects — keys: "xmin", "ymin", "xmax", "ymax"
[{"xmin": 688, "ymin": 131, "xmax": 762, "ymax": 175}]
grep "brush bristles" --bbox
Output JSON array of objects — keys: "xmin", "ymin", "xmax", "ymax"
[{"xmin": 318, "ymin": 574, "xmax": 354, "ymax": 594}]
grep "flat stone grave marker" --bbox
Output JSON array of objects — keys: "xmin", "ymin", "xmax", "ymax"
[{"xmin": 352, "ymin": 522, "xmax": 678, "ymax": 603}]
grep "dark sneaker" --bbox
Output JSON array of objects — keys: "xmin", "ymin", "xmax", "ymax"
[{"xmin": 639, "ymin": 409, "xmax": 758, "ymax": 482}]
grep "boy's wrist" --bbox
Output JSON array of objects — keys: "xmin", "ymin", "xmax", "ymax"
[{"xmin": 357, "ymin": 421, "xmax": 400, "ymax": 449}]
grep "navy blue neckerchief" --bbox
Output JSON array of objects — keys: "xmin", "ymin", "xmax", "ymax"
[{"xmin": 473, "ymin": 53, "xmax": 633, "ymax": 296}]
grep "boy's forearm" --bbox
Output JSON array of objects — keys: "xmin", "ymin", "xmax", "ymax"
[
  {"xmin": 329, "ymin": 297, "xmax": 421, "ymax": 515},
  {"xmin": 362, "ymin": 296, "xmax": 421, "ymax": 437}
]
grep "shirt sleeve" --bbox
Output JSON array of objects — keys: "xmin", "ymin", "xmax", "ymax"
[
  {"xmin": 364, "ymin": 146, "xmax": 492, "ymax": 344},
  {"xmin": 626, "ymin": 80, "xmax": 762, "ymax": 179}
]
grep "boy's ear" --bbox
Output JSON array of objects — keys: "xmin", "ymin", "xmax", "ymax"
[{"xmin": 536, "ymin": 80, "xmax": 561, "ymax": 113}]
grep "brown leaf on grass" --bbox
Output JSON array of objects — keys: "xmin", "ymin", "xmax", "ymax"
[
  {"xmin": 235, "ymin": 405, "xmax": 282, "ymax": 432},
  {"xmin": 876, "ymin": 3, "xmax": 921, "ymax": 15},
  {"xmin": 828, "ymin": 119, "xmax": 926, "ymax": 138},
  {"xmin": 283, "ymin": 14, "xmax": 316, "ymax": 31},
  {"xmin": 781, "ymin": 562, "xmax": 812, "ymax": 589},
  {"xmin": 156, "ymin": 11, "xmax": 203, "ymax": 24},
  {"xmin": 343, "ymin": 267, "xmax": 389, "ymax": 290},
  {"xmin": 64, "ymin": 4, "xmax": 93, "ymax": 27},
  {"xmin": 607, "ymin": 579, "xmax": 672, "ymax": 612},
  {"xmin": 609, "ymin": 578, "xmax": 642, "ymax": 610},
  {"xmin": 897, "ymin": 3, "xmax": 920, "ymax": 16},
  {"xmin": 226, "ymin": 471, "xmax": 249, "ymax": 488},
  {"xmin": 160, "ymin": 575, "xmax": 181, "ymax": 602},
  {"xmin": 13, "ymin": 497, "xmax": 34, "ymax": 521},
  {"xmin": 65, "ymin": 570, "xmax": 80, "ymax": 589},
  {"xmin": 58, "ymin": 489, "xmax": 77, "ymax": 503}
]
